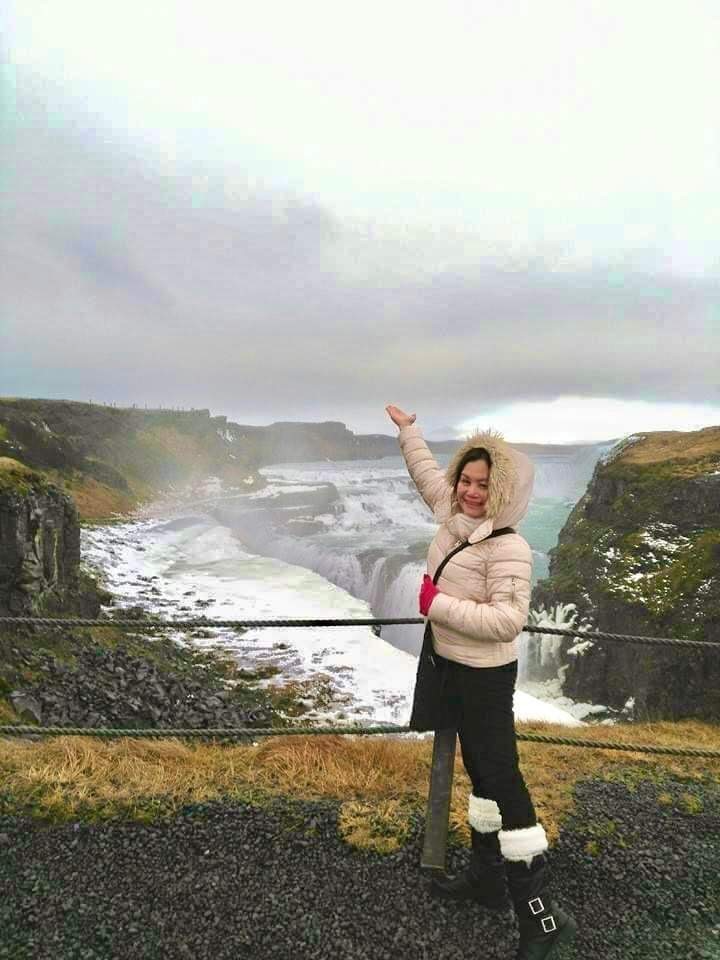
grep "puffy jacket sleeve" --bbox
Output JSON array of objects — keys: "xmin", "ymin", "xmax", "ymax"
[
  {"xmin": 398, "ymin": 424, "xmax": 451, "ymax": 513},
  {"xmin": 428, "ymin": 536, "xmax": 532, "ymax": 643}
]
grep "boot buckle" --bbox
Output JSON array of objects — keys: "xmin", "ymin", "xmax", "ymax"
[
  {"xmin": 528, "ymin": 897, "xmax": 545, "ymax": 915},
  {"xmin": 541, "ymin": 915, "xmax": 557, "ymax": 934}
]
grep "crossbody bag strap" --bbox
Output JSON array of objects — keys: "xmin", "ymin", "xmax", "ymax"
[
  {"xmin": 432, "ymin": 540, "xmax": 472, "ymax": 585},
  {"xmin": 432, "ymin": 526, "xmax": 516, "ymax": 585}
]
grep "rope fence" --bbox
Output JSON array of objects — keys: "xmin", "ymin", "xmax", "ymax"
[
  {"xmin": 1, "ymin": 616, "xmax": 717, "ymax": 649},
  {"xmin": 1, "ymin": 723, "xmax": 719, "ymax": 757},
  {"xmin": 1, "ymin": 615, "xmax": 717, "ymax": 755}
]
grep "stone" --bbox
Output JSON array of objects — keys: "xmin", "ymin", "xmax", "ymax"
[{"xmin": 9, "ymin": 692, "xmax": 43, "ymax": 723}]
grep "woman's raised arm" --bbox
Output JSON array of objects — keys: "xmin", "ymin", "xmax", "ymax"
[{"xmin": 385, "ymin": 404, "xmax": 450, "ymax": 513}]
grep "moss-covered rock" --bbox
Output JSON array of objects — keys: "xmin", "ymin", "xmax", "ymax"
[
  {"xmin": 0, "ymin": 457, "xmax": 49, "ymax": 496},
  {"xmin": 532, "ymin": 427, "xmax": 720, "ymax": 721},
  {"xmin": 0, "ymin": 470, "xmax": 79, "ymax": 616},
  {"xmin": 0, "ymin": 456, "xmax": 110, "ymax": 621}
]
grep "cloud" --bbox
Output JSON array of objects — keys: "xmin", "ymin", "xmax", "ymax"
[
  {"xmin": 2, "ymin": 80, "xmax": 719, "ymax": 436},
  {"xmin": 459, "ymin": 397, "xmax": 720, "ymax": 445}
]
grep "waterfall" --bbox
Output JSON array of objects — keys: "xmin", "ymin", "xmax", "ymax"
[
  {"xmin": 531, "ymin": 442, "xmax": 615, "ymax": 500},
  {"xmin": 210, "ymin": 445, "xmax": 608, "ymax": 665}
]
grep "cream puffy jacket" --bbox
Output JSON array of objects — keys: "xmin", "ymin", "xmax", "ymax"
[{"xmin": 399, "ymin": 424, "xmax": 534, "ymax": 669}]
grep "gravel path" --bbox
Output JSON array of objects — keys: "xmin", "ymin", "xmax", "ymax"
[{"xmin": 1, "ymin": 776, "xmax": 718, "ymax": 960}]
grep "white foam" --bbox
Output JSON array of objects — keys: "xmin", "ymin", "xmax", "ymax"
[
  {"xmin": 82, "ymin": 510, "xmax": 584, "ymax": 727},
  {"xmin": 82, "ymin": 516, "xmax": 416, "ymax": 724}
]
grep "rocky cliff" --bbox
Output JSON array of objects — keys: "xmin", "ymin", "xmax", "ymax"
[
  {"xmin": 0, "ymin": 402, "xmax": 414, "ymax": 520},
  {"xmin": 228, "ymin": 422, "xmax": 593, "ymax": 464},
  {"xmin": 0, "ymin": 458, "xmax": 95, "ymax": 617},
  {"xmin": 0, "ymin": 455, "xmax": 272, "ymax": 729},
  {"xmin": 531, "ymin": 427, "xmax": 720, "ymax": 721}
]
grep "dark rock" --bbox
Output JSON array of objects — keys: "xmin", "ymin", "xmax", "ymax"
[
  {"xmin": 531, "ymin": 427, "xmax": 720, "ymax": 721},
  {"xmin": 0, "ymin": 479, "xmax": 80, "ymax": 616},
  {"xmin": 8, "ymin": 640, "xmax": 269, "ymax": 731},
  {"xmin": 9, "ymin": 691, "xmax": 43, "ymax": 723}
]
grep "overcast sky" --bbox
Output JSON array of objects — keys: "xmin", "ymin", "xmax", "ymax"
[{"xmin": 2, "ymin": 1, "xmax": 719, "ymax": 442}]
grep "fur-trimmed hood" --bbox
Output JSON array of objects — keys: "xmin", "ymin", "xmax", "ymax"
[{"xmin": 436, "ymin": 430, "xmax": 535, "ymax": 539}]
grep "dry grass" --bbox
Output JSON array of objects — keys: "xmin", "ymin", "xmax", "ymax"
[
  {"xmin": 0, "ymin": 457, "xmax": 33, "ymax": 474},
  {"xmin": 65, "ymin": 476, "xmax": 139, "ymax": 520},
  {"xmin": 1, "ymin": 721, "xmax": 718, "ymax": 852},
  {"xmin": 512, "ymin": 719, "xmax": 720, "ymax": 842},
  {"xmin": 616, "ymin": 426, "xmax": 720, "ymax": 467}
]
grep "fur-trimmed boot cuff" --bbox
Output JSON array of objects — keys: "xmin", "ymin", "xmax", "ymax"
[
  {"xmin": 468, "ymin": 795, "xmax": 502, "ymax": 834},
  {"xmin": 499, "ymin": 824, "xmax": 549, "ymax": 865}
]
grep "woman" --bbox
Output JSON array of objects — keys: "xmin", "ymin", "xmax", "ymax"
[{"xmin": 386, "ymin": 404, "xmax": 576, "ymax": 960}]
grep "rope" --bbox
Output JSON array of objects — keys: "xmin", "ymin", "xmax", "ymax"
[
  {"xmin": 515, "ymin": 731, "xmax": 720, "ymax": 758},
  {"xmin": 526, "ymin": 624, "xmax": 716, "ymax": 649},
  {"xmin": 0, "ymin": 723, "xmax": 403, "ymax": 740},
  {"xmin": 1, "ymin": 723, "xmax": 720, "ymax": 757},
  {"xmin": 0, "ymin": 616, "xmax": 716, "ymax": 649},
  {"xmin": 0, "ymin": 616, "xmax": 420, "ymax": 628}
]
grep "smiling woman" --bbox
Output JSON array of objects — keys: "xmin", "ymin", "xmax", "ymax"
[{"xmin": 386, "ymin": 403, "xmax": 577, "ymax": 959}]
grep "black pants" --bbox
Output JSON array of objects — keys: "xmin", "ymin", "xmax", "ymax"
[{"xmin": 438, "ymin": 656, "xmax": 537, "ymax": 831}]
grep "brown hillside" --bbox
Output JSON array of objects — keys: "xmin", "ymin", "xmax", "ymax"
[{"xmin": 615, "ymin": 425, "xmax": 720, "ymax": 466}]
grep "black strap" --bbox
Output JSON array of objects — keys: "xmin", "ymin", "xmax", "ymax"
[
  {"xmin": 432, "ymin": 526, "xmax": 516, "ymax": 585},
  {"xmin": 487, "ymin": 525, "xmax": 516, "ymax": 539},
  {"xmin": 432, "ymin": 541, "xmax": 472, "ymax": 584}
]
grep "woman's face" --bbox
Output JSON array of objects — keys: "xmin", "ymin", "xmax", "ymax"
[{"xmin": 456, "ymin": 460, "xmax": 490, "ymax": 518}]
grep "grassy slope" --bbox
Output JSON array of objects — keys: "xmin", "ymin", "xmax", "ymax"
[
  {"xmin": 0, "ymin": 457, "xmax": 51, "ymax": 496},
  {"xmin": 1, "ymin": 722, "xmax": 718, "ymax": 853},
  {"xmin": 0, "ymin": 399, "xmax": 261, "ymax": 520},
  {"xmin": 611, "ymin": 425, "xmax": 720, "ymax": 471}
]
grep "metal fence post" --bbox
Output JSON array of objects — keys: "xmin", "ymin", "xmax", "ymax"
[{"xmin": 420, "ymin": 726, "xmax": 457, "ymax": 871}]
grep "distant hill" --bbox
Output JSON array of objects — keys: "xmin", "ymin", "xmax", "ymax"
[
  {"xmin": 0, "ymin": 399, "xmax": 261, "ymax": 518},
  {"xmin": 0, "ymin": 398, "xmax": 611, "ymax": 519}
]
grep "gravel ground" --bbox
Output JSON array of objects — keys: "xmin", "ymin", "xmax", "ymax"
[{"xmin": 0, "ymin": 776, "xmax": 718, "ymax": 960}]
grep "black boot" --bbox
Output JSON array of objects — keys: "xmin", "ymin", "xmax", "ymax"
[
  {"xmin": 430, "ymin": 830, "xmax": 508, "ymax": 909},
  {"xmin": 505, "ymin": 854, "xmax": 577, "ymax": 959}
]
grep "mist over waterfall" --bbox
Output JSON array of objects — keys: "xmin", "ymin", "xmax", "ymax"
[
  {"xmin": 530, "ymin": 443, "xmax": 614, "ymax": 501},
  {"xmin": 210, "ymin": 443, "xmax": 612, "ymax": 665}
]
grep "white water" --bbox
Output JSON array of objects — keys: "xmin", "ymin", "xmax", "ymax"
[
  {"xmin": 211, "ymin": 450, "xmax": 611, "ymax": 654},
  {"xmin": 82, "ymin": 516, "xmax": 418, "ymax": 725},
  {"xmin": 82, "ymin": 511, "xmax": 590, "ymax": 726},
  {"xmin": 81, "ymin": 444, "xmax": 612, "ymax": 726}
]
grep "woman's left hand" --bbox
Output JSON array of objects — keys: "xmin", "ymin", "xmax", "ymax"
[{"xmin": 419, "ymin": 575, "xmax": 439, "ymax": 616}]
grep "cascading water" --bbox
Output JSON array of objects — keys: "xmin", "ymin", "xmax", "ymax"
[{"xmin": 210, "ymin": 443, "xmax": 613, "ymax": 678}]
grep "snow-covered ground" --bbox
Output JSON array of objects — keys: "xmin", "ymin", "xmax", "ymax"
[{"xmin": 82, "ymin": 500, "xmax": 587, "ymax": 728}]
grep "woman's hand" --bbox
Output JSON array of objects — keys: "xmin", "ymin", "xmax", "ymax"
[
  {"xmin": 419, "ymin": 575, "xmax": 439, "ymax": 616},
  {"xmin": 386, "ymin": 404, "xmax": 417, "ymax": 429}
]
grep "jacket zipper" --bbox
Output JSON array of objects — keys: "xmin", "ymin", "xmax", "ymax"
[
  {"xmin": 428, "ymin": 539, "xmax": 469, "ymax": 667},
  {"xmin": 510, "ymin": 577, "xmax": 516, "ymax": 606}
]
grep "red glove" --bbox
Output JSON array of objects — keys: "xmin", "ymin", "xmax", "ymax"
[{"xmin": 419, "ymin": 574, "xmax": 439, "ymax": 616}]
